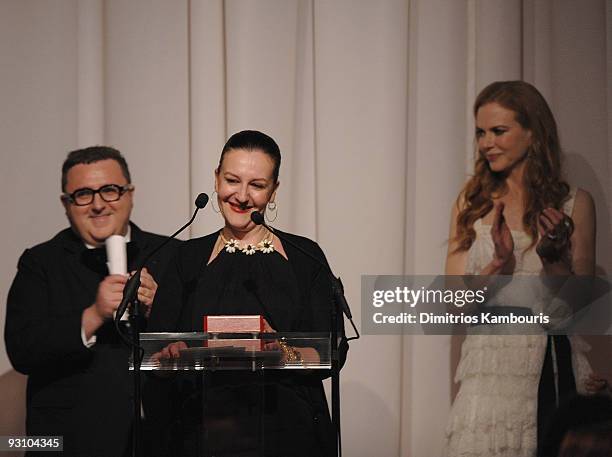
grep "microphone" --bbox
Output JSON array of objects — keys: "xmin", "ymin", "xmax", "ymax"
[
  {"xmin": 250, "ymin": 211, "xmax": 356, "ymax": 324},
  {"xmin": 195, "ymin": 192, "xmax": 209, "ymax": 209},
  {"xmin": 250, "ymin": 211, "xmax": 265, "ymax": 226},
  {"xmin": 114, "ymin": 193, "xmax": 209, "ymax": 322}
]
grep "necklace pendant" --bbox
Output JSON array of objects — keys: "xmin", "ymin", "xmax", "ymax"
[
  {"xmin": 242, "ymin": 243, "xmax": 257, "ymax": 255},
  {"xmin": 258, "ymin": 239, "xmax": 275, "ymax": 254},
  {"xmin": 224, "ymin": 239, "xmax": 239, "ymax": 253}
]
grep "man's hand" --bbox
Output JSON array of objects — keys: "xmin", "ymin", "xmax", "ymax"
[
  {"xmin": 82, "ymin": 274, "xmax": 127, "ymax": 340},
  {"xmin": 94, "ymin": 274, "xmax": 128, "ymax": 320},
  {"xmin": 135, "ymin": 267, "xmax": 157, "ymax": 318}
]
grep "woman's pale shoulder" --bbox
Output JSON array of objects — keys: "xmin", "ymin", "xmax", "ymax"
[
  {"xmin": 574, "ymin": 188, "xmax": 594, "ymax": 204},
  {"xmin": 573, "ymin": 188, "xmax": 595, "ymax": 214}
]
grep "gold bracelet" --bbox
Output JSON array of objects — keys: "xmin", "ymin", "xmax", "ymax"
[{"xmin": 278, "ymin": 338, "xmax": 303, "ymax": 364}]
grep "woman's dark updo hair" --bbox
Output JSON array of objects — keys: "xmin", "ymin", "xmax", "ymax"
[{"xmin": 218, "ymin": 130, "xmax": 281, "ymax": 183}]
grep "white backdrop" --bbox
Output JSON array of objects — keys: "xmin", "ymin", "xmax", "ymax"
[{"xmin": 1, "ymin": 1, "xmax": 610, "ymax": 456}]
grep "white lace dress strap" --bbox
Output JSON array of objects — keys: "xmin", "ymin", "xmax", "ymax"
[{"xmin": 562, "ymin": 187, "xmax": 577, "ymax": 217}]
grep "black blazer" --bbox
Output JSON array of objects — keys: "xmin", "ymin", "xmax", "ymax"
[{"xmin": 5, "ymin": 223, "xmax": 177, "ymax": 457}]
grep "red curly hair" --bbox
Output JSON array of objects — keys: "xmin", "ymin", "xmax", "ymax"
[{"xmin": 454, "ymin": 81, "xmax": 570, "ymax": 252}]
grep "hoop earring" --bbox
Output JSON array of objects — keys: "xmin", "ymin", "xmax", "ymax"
[
  {"xmin": 266, "ymin": 201, "xmax": 278, "ymax": 223},
  {"xmin": 211, "ymin": 191, "xmax": 221, "ymax": 213}
]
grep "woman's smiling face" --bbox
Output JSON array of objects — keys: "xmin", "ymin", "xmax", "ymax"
[
  {"xmin": 475, "ymin": 102, "xmax": 532, "ymax": 175},
  {"xmin": 215, "ymin": 148, "xmax": 278, "ymax": 233}
]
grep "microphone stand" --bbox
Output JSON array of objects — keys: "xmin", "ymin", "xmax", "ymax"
[
  {"xmin": 250, "ymin": 212, "xmax": 359, "ymax": 457},
  {"xmin": 331, "ymin": 280, "xmax": 340, "ymax": 457},
  {"xmin": 130, "ymin": 291, "xmax": 142, "ymax": 457},
  {"xmin": 114, "ymin": 193, "xmax": 209, "ymax": 457}
]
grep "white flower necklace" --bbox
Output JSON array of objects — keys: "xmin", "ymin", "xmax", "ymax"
[{"xmin": 219, "ymin": 229, "xmax": 275, "ymax": 255}]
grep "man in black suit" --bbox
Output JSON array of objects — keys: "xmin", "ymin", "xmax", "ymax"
[{"xmin": 5, "ymin": 146, "xmax": 176, "ymax": 456}]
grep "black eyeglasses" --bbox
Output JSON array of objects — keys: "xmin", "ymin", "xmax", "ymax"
[{"xmin": 62, "ymin": 184, "xmax": 134, "ymax": 206}]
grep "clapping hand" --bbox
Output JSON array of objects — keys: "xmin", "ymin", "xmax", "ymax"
[
  {"xmin": 536, "ymin": 208, "xmax": 573, "ymax": 264},
  {"xmin": 490, "ymin": 202, "xmax": 515, "ymax": 272}
]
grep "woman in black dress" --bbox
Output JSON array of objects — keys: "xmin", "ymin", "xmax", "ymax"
[{"xmin": 148, "ymin": 130, "xmax": 346, "ymax": 457}]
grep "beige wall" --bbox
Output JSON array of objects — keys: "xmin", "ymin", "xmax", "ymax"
[{"xmin": 0, "ymin": 1, "xmax": 610, "ymax": 455}]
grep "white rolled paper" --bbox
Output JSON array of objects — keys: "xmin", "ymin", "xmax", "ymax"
[
  {"xmin": 105, "ymin": 234, "xmax": 127, "ymax": 275},
  {"xmin": 105, "ymin": 234, "xmax": 128, "ymax": 320}
]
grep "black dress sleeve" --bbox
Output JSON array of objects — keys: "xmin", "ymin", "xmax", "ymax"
[{"xmin": 289, "ymin": 237, "xmax": 349, "ymax": 372}]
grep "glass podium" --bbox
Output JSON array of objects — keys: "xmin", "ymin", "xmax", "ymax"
[{"xmin": 132, "ymin": 332, "xmax": 333, "ymax": 457}]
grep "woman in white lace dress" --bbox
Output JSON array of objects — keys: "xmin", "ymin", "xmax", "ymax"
[{"xmin": 443, "ymin": 81, "xmax": 604, "ymax": 457}]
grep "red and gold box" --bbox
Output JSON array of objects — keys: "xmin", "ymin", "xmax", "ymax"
[
  {"xmin": 203, "ymin": 315, "xmax": 264, "ymax": 350},
  {"xmin": 203, "ymin": 315, "xmax": 264, "ymax": 333}
]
